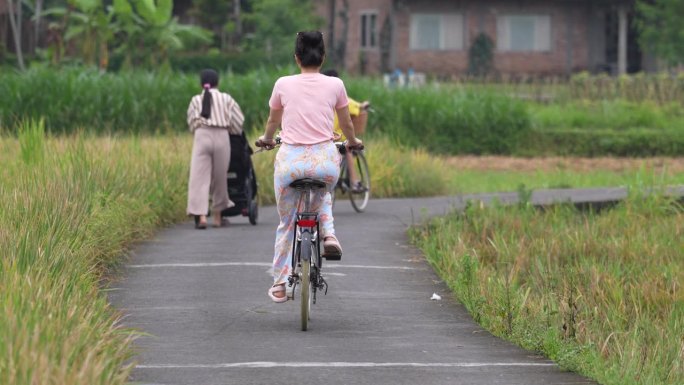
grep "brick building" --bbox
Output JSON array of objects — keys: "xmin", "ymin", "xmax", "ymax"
[{"xmin": 316, "ymin": 0, "xmax": 656, "ymax": 77}]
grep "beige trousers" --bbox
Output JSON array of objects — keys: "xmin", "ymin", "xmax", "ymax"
[{"xmin": 187, "ymin": 126, "xmax": 234, "ymax": 216}]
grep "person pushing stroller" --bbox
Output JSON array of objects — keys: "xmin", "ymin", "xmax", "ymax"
[{"xmin": 186, "ymin": 69, "xmax": 245, "ymax": 229}]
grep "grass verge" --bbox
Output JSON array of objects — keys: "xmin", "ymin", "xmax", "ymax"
[
  {"xmin": 410, "ymin": 195, "xmax": 684, "ymax": 384},
  {"xmin": 0, "ymin": 126, "xmax": 188, "ymax": 385}
]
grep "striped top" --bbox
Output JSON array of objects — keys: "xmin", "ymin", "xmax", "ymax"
[{"xmin": 187, "ymin": 89, "xmax": 245, "ymax": 134}]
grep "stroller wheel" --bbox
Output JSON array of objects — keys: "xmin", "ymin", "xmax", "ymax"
[{"xmin": 248, "ymin": 200, "xmax": 258, "ymax": 225}]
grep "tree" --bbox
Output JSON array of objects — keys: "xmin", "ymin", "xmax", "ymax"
[
  {"xmin": 43, "ymin": 0, "xmax": 117, "ymax": 69},
  {"xmin": 468, "ymin": 32, "xmax": 494, "ymax": 77},
  {"xmin": 113, "ymin": 0, "xmax": 213, "ymax": 69},
  {"xmin": 189, "ymin": 0, "xmax": 233, "ymax": 50},
  {"xmin": 7, "ymin": 0, "xmax": 26, "ymax": 70},
  {"xmin": 242, "ymin": 0, "xmax": 323, "ymax": 64},
  {"xmin": 635, "ymin": 0, "xmax": 684, "ymax": 67}
]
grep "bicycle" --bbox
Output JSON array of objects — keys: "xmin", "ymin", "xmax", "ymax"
[
  {"xmin": 333, "ymin": 143, "xmax": 371, "ymax": 213},
  {"xmin": 256, "ymin": 136, "xmax": 355, "ymax": 331}
]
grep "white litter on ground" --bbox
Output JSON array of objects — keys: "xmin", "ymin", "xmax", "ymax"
[{"xmin": 430, "ymin": 293, "xmax": 441, "ymax": 300}]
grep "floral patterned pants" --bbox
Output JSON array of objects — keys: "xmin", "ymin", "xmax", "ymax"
[{"xmin": 271, "ymin": 141, "xmax": 341, "ymax": 285}]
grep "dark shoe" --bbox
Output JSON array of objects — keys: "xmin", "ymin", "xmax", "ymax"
[
  {"xmin": 351, "ymin": 181, "xmax": 367, "ymax": 193},
  {"xmin": 194, "ymin": 215, "xmax": 207, "ymax": 229}
]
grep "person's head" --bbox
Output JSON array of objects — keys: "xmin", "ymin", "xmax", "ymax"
[
  {"xmin": 200, "ymin": 69, "xmax": 219, "ymax": 89},
  {"xmin": 322, "ymin": 69, "xmax": 339, "ymax": 78},
  {"xmin": 199, "ymin": 69, "xmax": 219, "ymax": 119},
  {"xmin": 295, "ymin": 31, "xmax": 325, "ymax": 69}
]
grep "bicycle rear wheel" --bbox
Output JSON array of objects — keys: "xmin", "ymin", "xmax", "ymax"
[
  {"xmin": 348, "ymin": 152, "xmax": 371, "ymax": 212},
  {"xmin": 299, "ymin": 232, "xmax": 313, "ymax": 331}
]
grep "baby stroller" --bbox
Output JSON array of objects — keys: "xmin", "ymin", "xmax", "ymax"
[{"xmin": 220, "ymin": 132, "xmax": 259, "ymax": 225}]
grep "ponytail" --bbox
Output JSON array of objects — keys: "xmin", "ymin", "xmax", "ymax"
[
  {"xmin": 198, "ymin": 69, "xmax": 219, "ymax": 119},
  {"xmin": 200, "ymin": 83, "xmax": 212, "ymax": 119}
]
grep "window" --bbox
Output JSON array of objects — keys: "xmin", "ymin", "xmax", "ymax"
[
  {"xmin": 497, "ymin": 15, "xmax": 551, "ymax": 52},
  {"xmin": 360, "ymin": 12, "xmax": 378, "ymax": 49},
  {"xmin": 410, "ymin": 13, "xmax": 464, "ymax": 50}
]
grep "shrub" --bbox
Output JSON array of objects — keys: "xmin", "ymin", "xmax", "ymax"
[{"xmin": 468, "ymin": 33, "xmax": 494, "ymax": 77}]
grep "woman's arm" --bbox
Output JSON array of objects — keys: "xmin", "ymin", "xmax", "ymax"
[{"xmin": 256, "ymin": 108, "xmax": 282, "ymax": 147}]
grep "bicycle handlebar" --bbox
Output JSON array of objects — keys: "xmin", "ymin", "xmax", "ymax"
[{"xmin": 255, "ymin": 136, "xmax": 364, "ymax": 152}]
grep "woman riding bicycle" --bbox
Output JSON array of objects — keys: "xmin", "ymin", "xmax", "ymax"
[{"xmin": 256, "ymin": 31, "xmax": 362, "ymax": 303}]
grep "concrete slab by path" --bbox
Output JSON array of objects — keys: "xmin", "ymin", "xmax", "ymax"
[{"xmin": 109, "ymin": 187, "xmax": 683, "ymax": 385}]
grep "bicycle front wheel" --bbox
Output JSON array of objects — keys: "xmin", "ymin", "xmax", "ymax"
[
  {"xmin": 349, "ymin": 152, "xmax": 371, "ymax": 212},
  {"xmin": 299, "ymin": 232, "xmax": 313, "ymax": 331}
]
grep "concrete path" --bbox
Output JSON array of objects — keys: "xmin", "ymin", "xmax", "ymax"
[{"xmin": 109, "ymin": 187, "xmax": 682, "ymax": 385}]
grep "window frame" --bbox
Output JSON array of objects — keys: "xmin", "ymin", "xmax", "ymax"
[
  {"xmin": 496, "ymin": 14, "xmax": 552, "ymax": 53},
  {"xmin": 409, "ymin": 13, "xmax": 465, "ymax": 51},
  {"xmin": 360, "ymin": 10, "xmax": 379, "ymax": 50}
]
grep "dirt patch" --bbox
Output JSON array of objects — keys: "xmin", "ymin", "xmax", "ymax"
[{"xmin": 445, "ymin": 156, "xmax": 684, "ymax": 174}]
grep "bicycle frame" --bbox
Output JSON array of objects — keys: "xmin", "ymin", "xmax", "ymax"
[{"xmin": 286, "ymin": 182, "xmax": 328, "ymax": 330}]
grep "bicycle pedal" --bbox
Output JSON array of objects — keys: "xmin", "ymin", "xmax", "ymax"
[{"xmin": 286, "ymin": 282, "xmax": 295, "ymax": 300}]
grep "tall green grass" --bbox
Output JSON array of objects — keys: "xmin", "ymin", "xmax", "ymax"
[
  {"xmin": 529, "ymin": 100, "xmax": 684, "ymax": 131},
  {"xmin": 451, "ymin": 72, "xmax": 684, "ymax": 104},
  {"xmin": 2, "ymin": 123, "xmax": 682, "ymax": 383},
  {"xmin": 346, "ymin": 81, "xmax": 531, "ymax": 155},
  {"xmin": 0, "ymin": 129, "xmax": 188, "ymax": 385},
  {"xmin": 5, "ymin": 67, "xmax": 684, "ymax": 155},
  {"xmin": 0, "ymin": 67, "xmax": 281, "ymax": 134},
  {"xmin": 411, "ymin": 196, "xmax": 684, "ymax": 385},
  {"xmin": 1, "ymin": 67, "xmax": 530, "ymax": 155}
]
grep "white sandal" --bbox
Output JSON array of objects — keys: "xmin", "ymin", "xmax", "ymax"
[{"xmin": 268, "ymin": 284, "xmax": 287, "ymax": 303}]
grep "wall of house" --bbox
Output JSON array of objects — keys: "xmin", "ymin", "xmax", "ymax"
[
  {"xmin": 319, "ymin": 0, "xmax": 608, "ymax": 77},
  {"xmin": 395, "ymin": 0, "xmax": 592, "ymax": 77},
  {"xmin": 319, "ymin": 0, "xmax": 391, "ymax": 74}
]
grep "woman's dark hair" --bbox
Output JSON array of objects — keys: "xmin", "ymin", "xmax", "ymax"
[
  {"xmin": 200, "ymin": 69, "xmax": 219, "ymax": 119},
  {"xmin": 295, "ymin": 31, "xmax": 325, "ymax": 68}
]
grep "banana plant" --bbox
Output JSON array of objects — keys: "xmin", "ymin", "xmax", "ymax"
[
  {"xmin": 113, "ymin": 0, "xmax": 213, "ymax": 69},
  {"xmin": 43, "ymin": 0, "xmax": 116, "ymax": 69}
]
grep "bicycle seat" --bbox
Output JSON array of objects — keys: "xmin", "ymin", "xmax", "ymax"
[{"xmin": 290, "ymin": 178, "xmax": 327, "ymax": 190}]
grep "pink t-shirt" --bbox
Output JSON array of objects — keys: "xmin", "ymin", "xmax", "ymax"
[{"xmin": 269, "ymin": 73, "xmax": 349, "ymax": 144}]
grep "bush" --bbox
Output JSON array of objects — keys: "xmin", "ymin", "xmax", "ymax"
[{"xmin": 468, "ymin": 33, "xmax": 494, "ymax": 77}]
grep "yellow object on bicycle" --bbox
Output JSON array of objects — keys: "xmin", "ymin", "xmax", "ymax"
[{"xmin": 333, "ymin": 97, "xmax": 366, "ymax": 141}]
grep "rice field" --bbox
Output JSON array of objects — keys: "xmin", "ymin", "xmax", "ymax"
[{"xmin": 1, "ymin": 121, "xmax": 682, "ymax": 384}]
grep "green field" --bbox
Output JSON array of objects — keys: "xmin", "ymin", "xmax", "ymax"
[
  {"xmin": 2, "ymin": 70, "xmax": 684, "ymax": 385},
  {"xmin": 3, "ymin": 68, "xmax": 684, "ymax": 156}
]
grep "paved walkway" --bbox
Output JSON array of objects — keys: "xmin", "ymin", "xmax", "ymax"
[{"xmin": 109, "ymin": 187, "xmax": 682, "ymax": 385}]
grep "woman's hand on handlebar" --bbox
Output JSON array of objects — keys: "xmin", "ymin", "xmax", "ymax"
[
  {"xmin": 346, "ymin": 137, "xmax": 364, "ymax": 151},
  {"xmin": 255, "ymin": 135, "xmax": 277, "ymax": 150}
]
